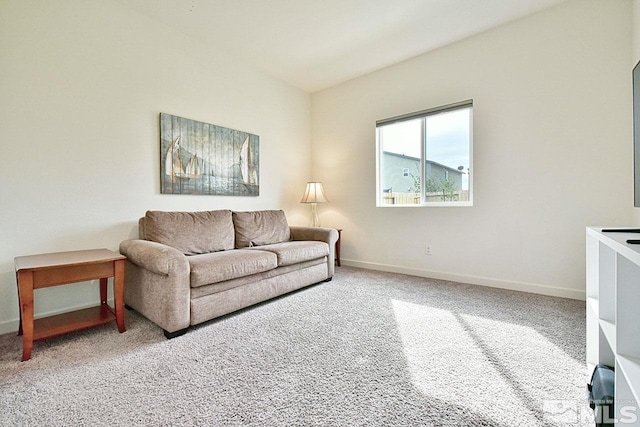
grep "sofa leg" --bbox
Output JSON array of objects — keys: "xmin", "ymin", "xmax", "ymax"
[
  {"xmin": 324, "ymin": 277, "xmax": 333, "ymax": 282},
  {"xmin": 164, "ymin": 328, "xmax": 188, "ymax": 339},
  {"xmin": 124, "ymin": 304, "xmax": 133, "ymax": 311}
]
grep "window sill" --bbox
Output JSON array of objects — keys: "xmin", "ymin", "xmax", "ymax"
[{"xmin": 377, "ymin": 201, "xmax": 473, "ymax": 208}]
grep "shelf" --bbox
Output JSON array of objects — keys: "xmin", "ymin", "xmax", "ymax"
[
  {"xmin": 587, "ymin": 227, "xmax": 640, "ymax": 425},
  {"xmin": 33, "ymin": 305, "xmax": 115, "ymax": 341},
  {"xmin": 589, "ymin": 227, "xmax": 640, "ymax": 266},
  {"xmin": 600, "ymin": 319, "xmax": 616, "ymax": 353},
  {"xmin": 618, "ymin": 355, "xmax": 640, "ymax": 406},
  {"xmin": 598, "ymin": 242, "xmax": 616, "ymax": 323},
  {"xmin": 616, "ymin": 254, "xmax": 640, "ymax": 359}
]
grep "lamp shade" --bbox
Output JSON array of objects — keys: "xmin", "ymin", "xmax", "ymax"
[{"xmin": 300, "ymin": 182, "xmax": 329, "ymax": 204}]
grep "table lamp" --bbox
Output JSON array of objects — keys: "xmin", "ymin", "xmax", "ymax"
[{"xmin": 300, "ymin": 182, "xmax": 328, "ymax": 227}]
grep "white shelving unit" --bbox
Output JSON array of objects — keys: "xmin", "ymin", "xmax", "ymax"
[{"xmin": 587, "ymin": 227, "xmax": 640, "ymax": 425}]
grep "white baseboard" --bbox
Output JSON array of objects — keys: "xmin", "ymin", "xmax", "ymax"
[
  {"xmin": 0, "ymin": 299, "xmax": 116, "ymax": 336},
  {"xmin": 341, "ymin": 259, "xmax": 586, "ymax": 300}
]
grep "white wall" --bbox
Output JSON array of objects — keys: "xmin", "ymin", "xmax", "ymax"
[
  {"xmin": 311, "ymin": 0, "xmax": 632, "ymax": 299},
  {"xmin": 0, "ymin": 0, "xmax": 311, "ymax": 333}
]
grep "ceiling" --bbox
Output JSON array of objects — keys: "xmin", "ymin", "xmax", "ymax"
[{"xmin": 115, "ymin": 0, "xmax": 569, "ymax": 92}]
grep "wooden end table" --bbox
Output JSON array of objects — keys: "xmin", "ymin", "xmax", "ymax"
[{"xmin": 15, "ymin": 248, "xmax": 126, "ymax": 361}]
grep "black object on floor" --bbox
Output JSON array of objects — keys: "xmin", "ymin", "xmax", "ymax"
[{"xmin": 588, "ymin": 364, "xmax": 615, "ymax": 427}]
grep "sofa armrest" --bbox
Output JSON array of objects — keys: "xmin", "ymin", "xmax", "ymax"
[
  {"xmin": 118, "ymin": 239, "xmax": 191, "ymax": 333},
  {"xmin": 290, "ymin": 226, "xmax": 339, "ymax": 277},
  {"xmin": 290, "ymin": 226, "xmax": 338, "ymax": 245},
  {"xmin": 119, "ymin": 239, "xmax": 189, "ymax": 276}
]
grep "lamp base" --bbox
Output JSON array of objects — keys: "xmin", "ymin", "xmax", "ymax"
[{"xmin": 310, "ymin": 203, "xmax": 320, "ymax": 227}]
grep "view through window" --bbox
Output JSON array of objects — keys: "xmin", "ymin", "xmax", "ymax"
[{"xmin": 376, "ymin": 101, "xmax": 473, "ymax": 206}]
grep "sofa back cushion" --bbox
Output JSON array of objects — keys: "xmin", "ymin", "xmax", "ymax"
[
  {"xmin": 142, "ymin": 210, "xmax": 235, "ymax": 255},
  {"xmin": 232, "ymin": 210, "xmax": 291, "ymax": 248}
]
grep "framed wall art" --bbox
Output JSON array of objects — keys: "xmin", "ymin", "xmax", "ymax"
[{"xmin": 160, "ymin": 113, "xmax": 259, "ymax": 196}]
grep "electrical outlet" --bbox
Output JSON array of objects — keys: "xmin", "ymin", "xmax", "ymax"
[{"xmin": 425, "ymin": 245, "xmax": 432, "ymax": 255}]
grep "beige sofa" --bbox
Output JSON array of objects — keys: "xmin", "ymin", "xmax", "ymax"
[{"xmin": 119, "ymin": 210, "xmax": 338, "ymax": 338}]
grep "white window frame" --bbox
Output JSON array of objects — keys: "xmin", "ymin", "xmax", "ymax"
[{"xmin": 375, "ymin": 100, "xmax": 473, "ymax": 207}]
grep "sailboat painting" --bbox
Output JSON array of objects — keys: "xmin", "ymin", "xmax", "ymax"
[{"xmin": 160, "ymin": 113, "xmax": 259, "ymax": 196}]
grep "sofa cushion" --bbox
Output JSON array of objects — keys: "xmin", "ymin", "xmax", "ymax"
[
  {"xmin": 250, "ymin": 241, "xmax": 329, "ymax": 267},
  {"xmin": 190, "ymin": 258, "xmax": 327, "ymax": 299},
  {"xmin": 189, "ymin": 249, "xmax": 278, "ymax": 287},
  {"xmin": 232, "ymin": 210, "xmax": 291, "ymax": 248},
  {"xmin": 143, "ymin": 210, "xmax": 235, "ymax": 255}
]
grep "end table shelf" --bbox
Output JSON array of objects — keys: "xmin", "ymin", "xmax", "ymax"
[
  {"xmin": 15, "ymin": 248, "xmax": 127, "ymax": 361},
  {"xmin": 31, "ymin": 305, "xmax": 117, "ymax": 341}
]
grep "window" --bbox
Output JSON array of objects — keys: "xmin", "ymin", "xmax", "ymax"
[{"xmin": 376, "ymin": 100, "xmax": 473, "ymax": 206}]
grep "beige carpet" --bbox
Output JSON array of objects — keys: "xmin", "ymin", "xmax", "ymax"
[{"xmin": 0, "ymin": 267, "xmax": 588, "ymax": 426}]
